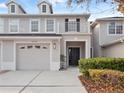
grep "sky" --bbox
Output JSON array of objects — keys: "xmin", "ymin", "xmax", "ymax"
[{"xmin": 0, "ymin": 0, "xmax": 123, "ymax": 21}]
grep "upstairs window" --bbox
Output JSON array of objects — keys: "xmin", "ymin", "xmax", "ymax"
[
  {"xmin": 11, "ymin": 5, "xmax": 16, "ymax": 13},
  {"xmin": 0, "ymin": 19, "xmax": 4, "ymax": 33},
  {"xmin": 42, "ymin": 5, "xmax": 46, "ymax": 13},
  {"xmin": 108, "ymin": 22, "xmax": 123, "ymax": 35},
  {"xmin": 116, "ymin": 25, "xmax": 123, "ymax": 34},
  {"xmin": 9, "ymin": 19, "xmax": 19, "ymax": 32},
  {"xmin": 65, "ymin": 18, "xmax": 80, "ymax": 32},
  {"xmin": 46, "ymin": 19, "xmax": 55, "ymax": 32},
  {"xmin": 31, "ymin": 19, "xmax": 39, "ymax": 32},
  {"xmin": 108, "ymin": 22, "xmax": 115, "ymax": 34}
]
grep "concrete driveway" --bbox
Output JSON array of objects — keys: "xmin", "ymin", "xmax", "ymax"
[{"xmin": 0, "ymin": 68, "xmax": 87, "ymax": 93}]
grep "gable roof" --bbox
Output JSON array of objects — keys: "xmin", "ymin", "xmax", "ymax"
[
  {"xmin": 6, "ymin": 0, "xmax": 26, "ymax": 14},
  {"xmin": 96, "ymin": 17, "xmax": 124, "ymax": 21},
  {"xmin": 37, "ymin": 0, "xmax": 53, "ymax": 14},
  {"xmin": 91, "ymin": 17, "xmax": 124, "ymax": 28},
  {"xmin": 38, "ymin": 0, "xmax": 52, "ymax": 6}
]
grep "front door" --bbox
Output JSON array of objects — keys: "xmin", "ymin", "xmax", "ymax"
[{"xmin": 68, "ymin": 47, "xmax": 80, "ymax": 66}]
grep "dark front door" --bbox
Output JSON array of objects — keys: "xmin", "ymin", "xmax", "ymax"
[{"xmin": 69, "ymin": 47, "xmax": 80, "ymax": 66}]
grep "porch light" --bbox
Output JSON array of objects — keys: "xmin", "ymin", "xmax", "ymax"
[{"xmin": 53, "ymin": 43, "xmax": 56, "ymax": 49}]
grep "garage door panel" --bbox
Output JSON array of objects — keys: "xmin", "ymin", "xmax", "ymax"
[{"xmin": 16, "ymin": 43, "xmax": 50, "ymax": 70}]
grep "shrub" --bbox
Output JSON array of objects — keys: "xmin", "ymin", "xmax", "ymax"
[
  {"xmin": 79, "ymin": 58, "xmax": 124, "ymax": 75},
  {"xmin": 88, "ymin": 69, "xmax": 124, "ymax": 93}
]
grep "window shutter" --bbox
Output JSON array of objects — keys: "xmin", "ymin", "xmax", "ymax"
[
  {"xmin": 76, "ymin": 19, "xmax": 80, "ymax": 32},
  {"xmin": 65, "ymin": 19, "xmax": 68, "ymax": 32}
]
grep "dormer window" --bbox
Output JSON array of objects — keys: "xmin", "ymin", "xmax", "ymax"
[
  {"xmin": 11, "ymin": 4, "xmax": 16, "ymax": 13},
  {"xmin": 42, "ymin": 5, "xmax": 46, "ymax": 13}
]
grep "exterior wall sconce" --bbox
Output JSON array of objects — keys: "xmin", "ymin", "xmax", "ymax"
[{"xmin": 53, "ymin": 43, "xmax": 56, "ymax": 49}]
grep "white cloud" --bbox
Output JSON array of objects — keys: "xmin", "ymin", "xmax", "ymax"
[
  {"xmin": 0, "ymin": 3, "xmax": 7, "ymax": 8},
  {"xmin": 50, "ymin": 0, "xmax": 64, "ymax": 4}
]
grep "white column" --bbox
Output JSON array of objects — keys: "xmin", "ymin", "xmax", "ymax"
[{"xmin": 85, "ymin": 40, "xmax": 91, "ymax": 58}]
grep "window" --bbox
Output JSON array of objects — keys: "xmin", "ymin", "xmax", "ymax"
[
  {"xmin": 0, "ymin": 19, "xmax": 4, "ymax": 33},
  {"xmin": 116, "ymin": 25, "xmax": 123, "ymax": 34},
  {"xmin": 46, "ymin": 19, "xmax": 54, "ymax": 32},
  {"xmin": 65, "ymin": 18, "xmax": 80, "ymax": 32},
  {"xmin": 9, "ymin": 19, "xmax": 19, "ymax": 32},
  {"xmin": 31, "ymin": 19, "xmax": 39, "ymax": 32},
  {"xmin": 108, "ymin": 22, "xmax": 123, "ymax": 35},
  {"xmin": 108, "ymin": 23, "xmax": 115, "ymax": 34},
  {"xmin": 11, "ymin": 5, "xmax": 16, "ymax": 13},
  {"xmin": 65, "ymin": 19, "xmax": 68, "ymax": 32},
  {"xmin": 42, "ymin": 5, "xmax": 46, "ymax": 13},
  {"xmin": 77, "ymin": 19, "xmax": 80, "ymax": 32}
]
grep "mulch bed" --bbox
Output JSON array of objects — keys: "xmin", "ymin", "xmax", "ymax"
[
  {"xmin": 79, "ymin": 75, "xmax": 113, "ymax": 93},
  {"xmin": 0, "ymin": 70, "xmax": 9, "ymax": 75}
]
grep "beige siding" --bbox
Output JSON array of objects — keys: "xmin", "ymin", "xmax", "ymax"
[
  {"xmin": 52, "ymin": 40, "xmax": 60, "ymax": 63},
  {"xmin": 92, "ymin": 24, "xmax": 102, "ymax": 57},
  {"xmin": 102, "ymin": 43, "xmax": 124, "ymax": 58},
  {"xmin": 0, "ymin": 15, "xmax": 89, "ymax": 34},
  {"xmin": 4, "ymin": 18, "xmax": 9, "ymax": 33},
  {"xmin": 2, "ymin": 40, "xmax": 14, "ymax": 62},
  {"xmin": 19, "ymin": 18, "xmax": 29, "ymax": 33}
]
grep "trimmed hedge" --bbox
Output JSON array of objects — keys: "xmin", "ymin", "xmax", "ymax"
[{"xmin": 79, "ymin": 58, "xmax": 124, "ymax": 74}]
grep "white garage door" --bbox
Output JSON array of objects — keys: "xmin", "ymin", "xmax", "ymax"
[{"xmin": 16, "ymin": 43, "xmax": 50, "ymax": 70}]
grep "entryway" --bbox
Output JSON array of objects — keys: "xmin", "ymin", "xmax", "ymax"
[
  {"xmin": 66, "ymin": 41, "xmax": 86, "ymax": 67},
  {"xmin": 68, "ymin": 47, "xmax": 80, "ymax": 66}
]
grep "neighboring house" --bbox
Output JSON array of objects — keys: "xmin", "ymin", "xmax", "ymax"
[
  {"xmin": 92, "ymin": 17, "xmax": 124, "ymax": 58},
  {"xmin": 0, "ymin": 0, "xmax": 91, "ymax": 71}
]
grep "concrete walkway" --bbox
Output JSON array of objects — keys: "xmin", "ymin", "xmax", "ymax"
[{"xmin": 0, "ymin": 68, "xmax": 87, "ymax": 93}]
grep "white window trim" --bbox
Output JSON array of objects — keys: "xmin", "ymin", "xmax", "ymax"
[
  {"xmin": 45, "ymin": 18, "xmax": 56, "ymax": 33},
  {"xmin": 9, "ymin": 19, "xmax": 19, "ymax": 33},
  {"xmin": 107, "ymin": 22, "xmax": 124, "ymax": 36},
  {"xmin": 41, "ymin": 4, "xmax": 47, "ymax": 14},
  {"xmin": 30, "ymin": 19, "xmax": 40, "ymax": 33},
  {"xmin": 10, "ymin": 4, "xmax": 16, "ymax": 14},
  {"xmin": 42, "ymin": 4, "xmax": 47, "ymax": 13}
]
